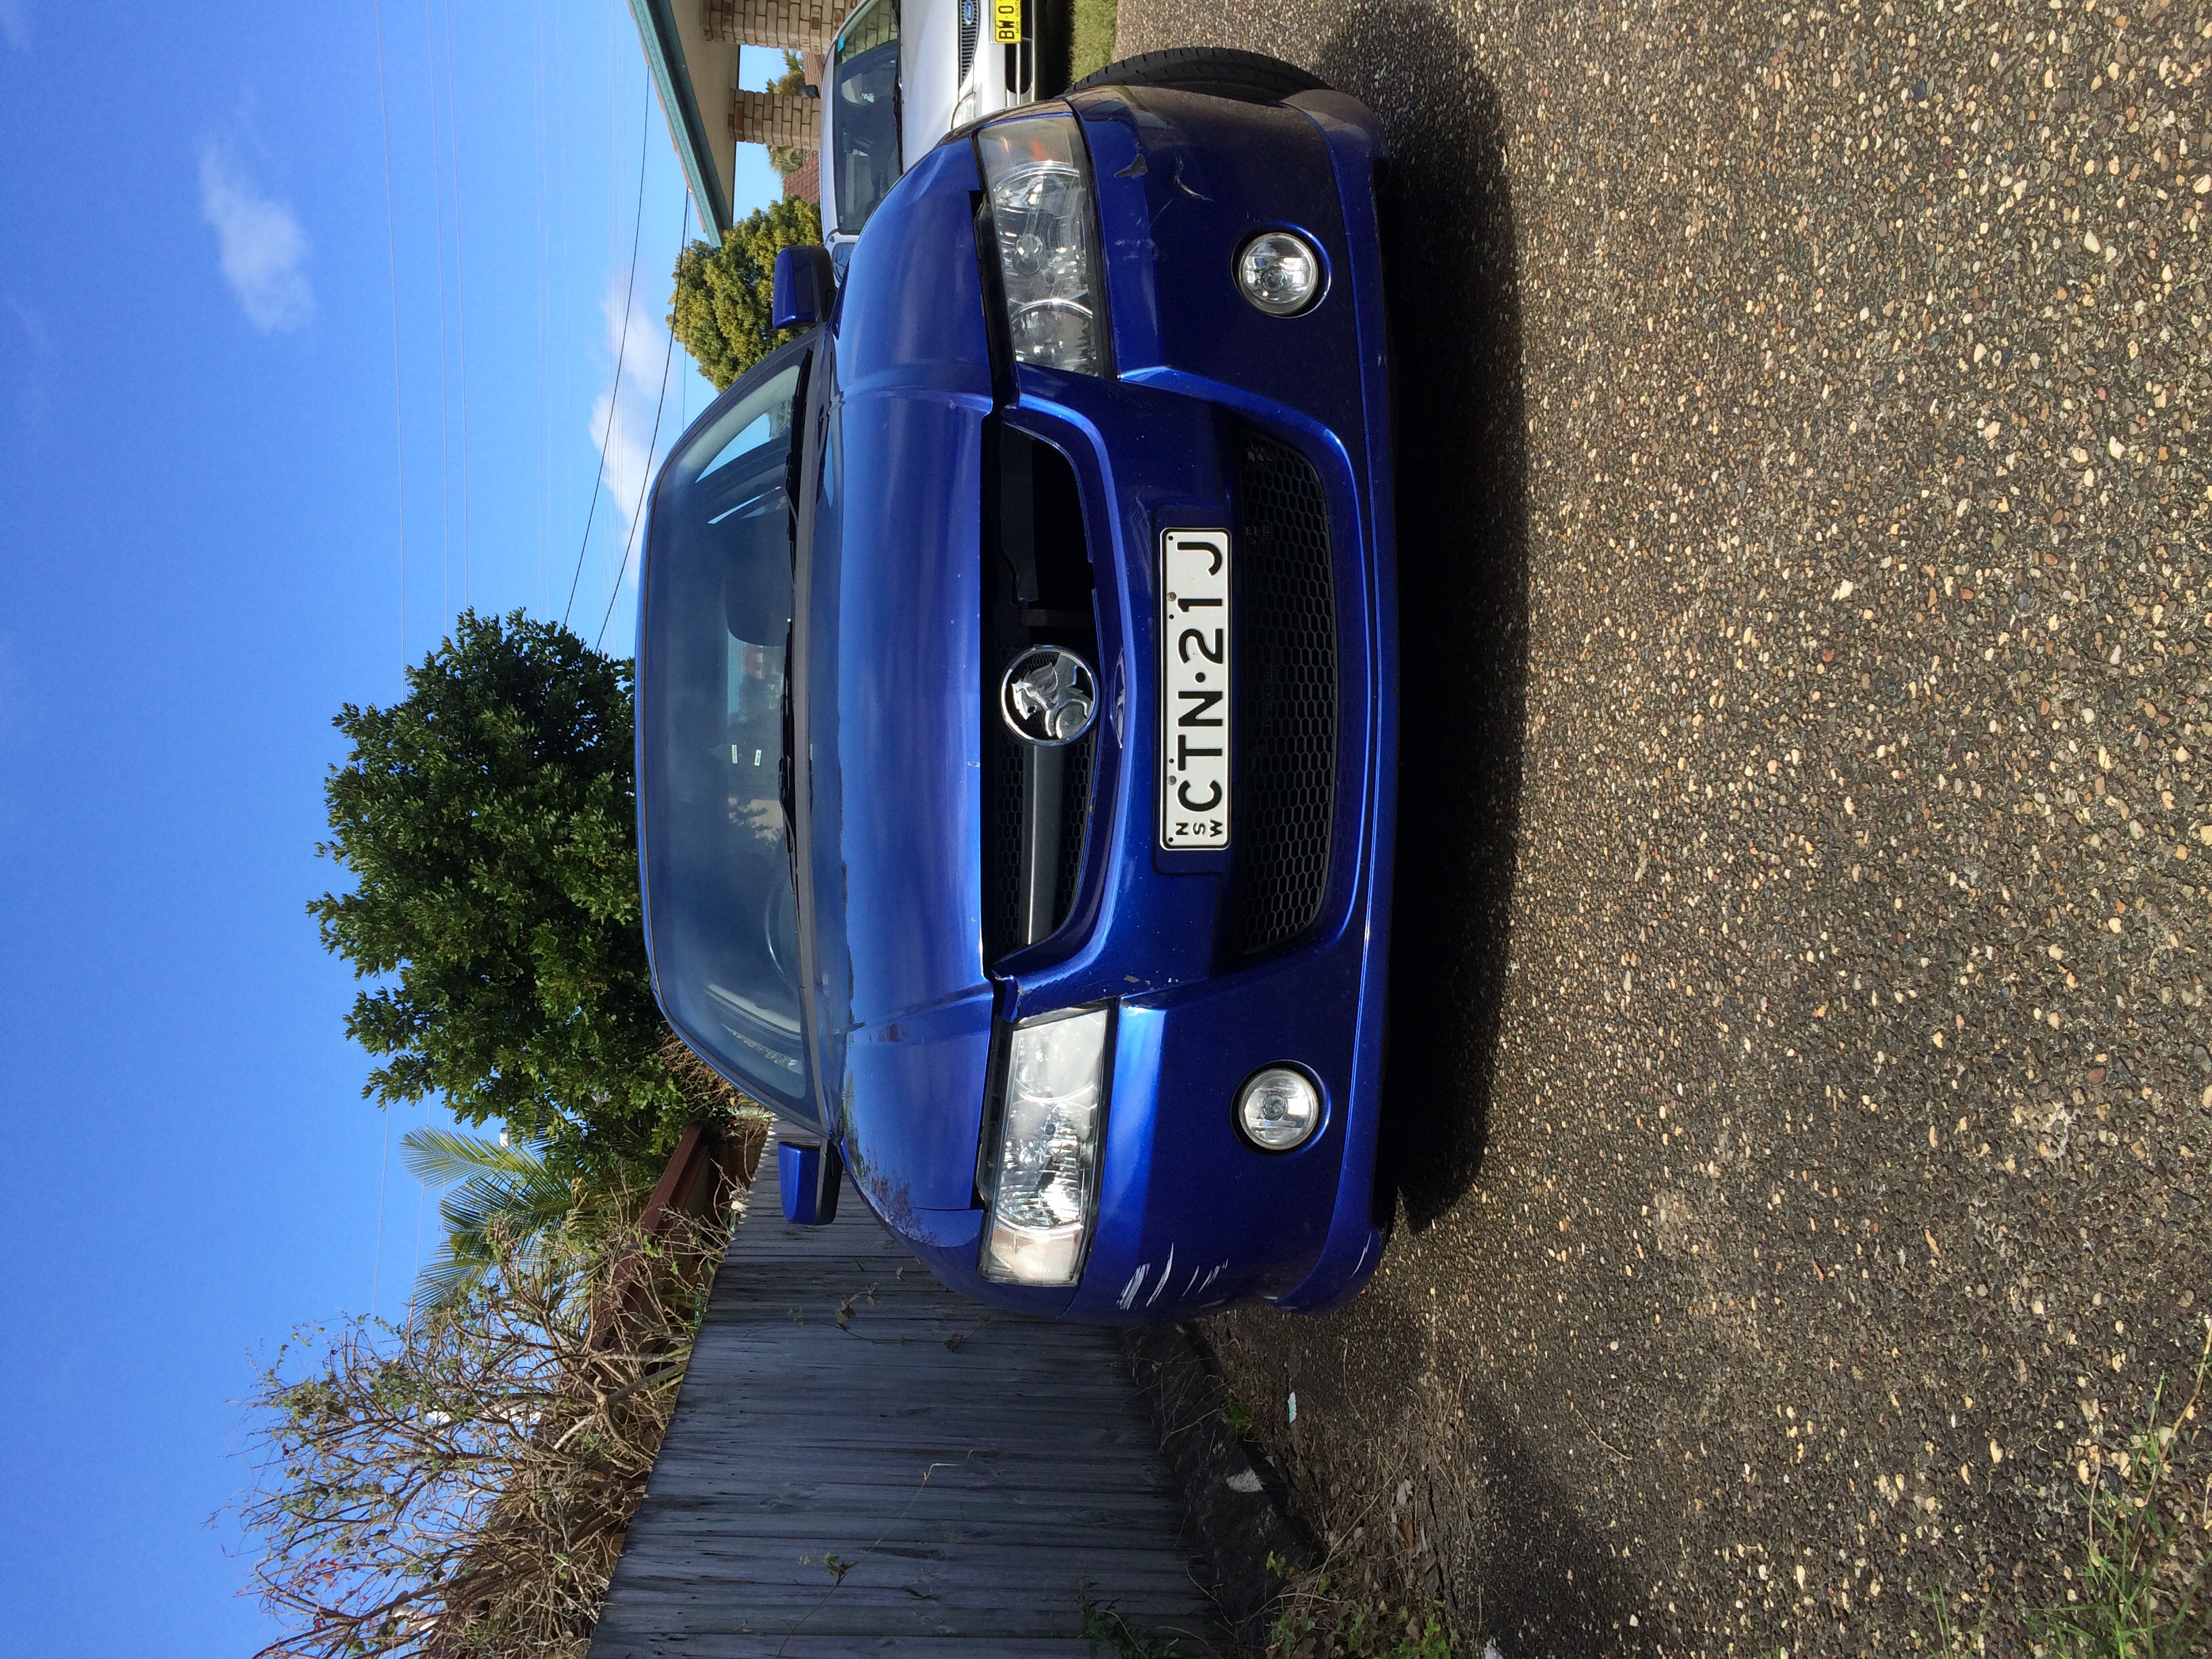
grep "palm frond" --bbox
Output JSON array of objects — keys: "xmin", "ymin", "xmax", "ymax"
[
  {"xmin": 409, "ymin": 1173, "xmax": 573, "ymax": 1318},
  {"xmin": 438, "ymin": 1170, "xmax": 578, "ymax": 1251},
  {"xmin": 408, "ymin": 1249, "xmax": 494, "ymax": 1313},
  {"xmin": 401, "ymin": 1125, "xmax": 548, "ymax": 1189},
  {"xmin": 398, "ymin": 1121, "xmax": 684, "ymax": 1319}
]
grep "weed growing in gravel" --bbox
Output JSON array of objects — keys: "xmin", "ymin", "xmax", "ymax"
[
  {"xmin": 1914, "ymin": 1325, "xmax": 2211, "ymax": 1656},
  {"xmin": 1221, "ymin": 1395, "xmax": 1257, "ymax": 1437},
  {"xmin": 1264, "ymin": 1565, "xmax": 1453, "ymax": 1659},
  {"xmin": 1921, "ymin": 1583, "xmax": 1990, "ymax": 1656},
  {"xmin": 2019, "ymin": 1327, "xmax": 2211, "ymax": 1656}
]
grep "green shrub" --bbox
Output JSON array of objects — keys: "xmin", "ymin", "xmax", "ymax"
[{"xmin": 668, "ymin": 197, "xmax": 825, "ymax": 390}]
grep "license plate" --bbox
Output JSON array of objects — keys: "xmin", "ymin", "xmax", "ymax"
[
  {"xmin": 992, "ymin": 0, "xmax": 1021, "ymax": 43},
  {"xmin": 1159, "ymin": 529, "xmax": 1231, "ymax": 850}
]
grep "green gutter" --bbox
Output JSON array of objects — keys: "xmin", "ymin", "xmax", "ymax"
[{"xmin": 628, "ymin": 0, "xmax": 731, "ymax": 241}]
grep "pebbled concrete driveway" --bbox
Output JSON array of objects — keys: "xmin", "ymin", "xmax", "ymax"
[{"xmin": 1109, "ymin": 0, "xmax": 2212, "ymax": 1650}]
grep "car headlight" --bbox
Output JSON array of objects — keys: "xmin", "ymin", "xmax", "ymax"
[
  {"xmin": 979, "ymin": 1006, "xmax": 1111, "ymax": 1285},
  {"xmin": 975, "ymin": 112, "xmax": 1104, "ymax": 376}
]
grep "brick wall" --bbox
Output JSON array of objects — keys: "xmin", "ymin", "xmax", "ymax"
[
  {"xmin": 730, "ymin": 88, "xmax": 822, "ymax": 151},
  {"xmin": 782, "ymin": 150, "xmax": 820, "ymax": 205},
  {"xmin": 701, "ymin": 0, "xmax": 838, "ymax": 53}
]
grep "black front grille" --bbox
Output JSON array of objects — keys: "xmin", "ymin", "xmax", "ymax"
[
  {"xmin": 981, "ymin": 426, "xmax": 1099, "ymax": 963},
  {"xmin": 985, "ymin": 718, "xmax": 1027, "ymax": 956},
  {"xmin": 1229, "ymin": 434, "xmax": 1337, "ymax": 957},
  {"xmin": 1053, "ymin": 725, "xmax": 1097, "ymax": 924},
  {"xmin": 983, "ymin": 720, "xmax": 1097, "ymax": 959}
]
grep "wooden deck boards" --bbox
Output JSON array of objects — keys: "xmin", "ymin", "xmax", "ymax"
[{"xmin": 588, "ymin": 1145, "xmax": 1225, "ymax": 1657}]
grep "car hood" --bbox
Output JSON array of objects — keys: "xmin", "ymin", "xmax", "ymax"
[{"xmin": 798, "ymin": 139, "xmax": 1000, "ymax": 1225}]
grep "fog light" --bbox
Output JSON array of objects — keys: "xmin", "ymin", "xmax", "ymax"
[
  {"xmin": 1235, "ymin": 1066, "xmax": 1320, "ymax": 1151},
  {"xmin": 1234, "ymin": 231, "xmax": 1322, "ymax": 316}
]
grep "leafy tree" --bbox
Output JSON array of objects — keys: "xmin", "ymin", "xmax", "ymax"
[
  {"xmin": 668, "ymin": 194, "xmax": 824, "ymax": 390},
  {"xmin": 311, "ymin": 611, "xmax": 715, "ymax": 1175}
]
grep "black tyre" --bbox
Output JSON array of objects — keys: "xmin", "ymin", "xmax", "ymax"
[{"xmin": 1067, "ymin": 46, "xmax": 1327, "ymax": 104}]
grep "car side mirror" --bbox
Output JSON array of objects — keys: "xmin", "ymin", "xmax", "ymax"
[{"xmin": 771, "ymin": 244, "xmax": 836, "ymax": 332}]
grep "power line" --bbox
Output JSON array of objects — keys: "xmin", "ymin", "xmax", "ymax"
[
  {"xmin": 425, "ymin": 0, "xmax": 452, "ymax": 628},
  {"xmin": 597, "ymin": 197, "xmax": 688, "ymax": 652},
  {"xmin": 443, "ymin": 0, "xmax": 473, "ymax": 607},
  {"xmin": 407, "ymin": 1099, "xmax": 429, "ymax": 1326},
  {"xmin": 373, "ymin": 0, "xmax": 406, "ymax": 664},
  {"xmin": 562, "ymin": 96, "xmax": 653, "ymax": 629},
  {"xmin": 372, "ymin": 0, "xmax": 411, "ymax": 1320},
  {"xmin": 554, "ymin": 2, "xmax": 573, "ymax": 619},
  {"xmin": 371, "ymin": 1106, "xmax": 392, "ymax": 1319},
  {"xmin": 531, "ymin": 3, "xmax": 552, "ymax": 615}
]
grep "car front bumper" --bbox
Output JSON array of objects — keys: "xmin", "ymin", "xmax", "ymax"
[{"xmin": 904, "ymin": 85, "xmax": 1397, "ymax": 1322}]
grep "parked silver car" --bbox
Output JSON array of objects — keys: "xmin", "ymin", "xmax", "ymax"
[{"xmin": 820, "ymin": 0, "xmax": 1071, "ymax": 258}]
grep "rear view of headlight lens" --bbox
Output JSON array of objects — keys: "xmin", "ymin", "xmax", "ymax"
[
  {"xmin": 980, "ymin": 1007, "xmax": 1111, "ymax": 1284},
  {"xmin": 1235, "ymin": 1066, "xmax": 1320, "ymax": 1151},
  {"xmin": 976, "ymin": 113, "xmax": 1103, "ymax": 375}
]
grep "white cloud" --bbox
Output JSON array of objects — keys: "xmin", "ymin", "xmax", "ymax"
[
  {"xmin": 3, "ymin": 293, "xmax": 52, "ymax": 439},
  {"xmin": 0, "ymin": 0, "xmax": 30, "ymax": 52},
  {"xmin": 586, "ymin": 277, "xmax": 682, "ymax": 586},
  {"xmin": 197, "ymin": 145, "xmax": 314, "ymax": 334},
  {"xmin": 4, "ymin": 292, "xmax": 51, "ymax": 356},
  {"xmin": 0, "ymin": 632, "xmax": 24, "ymax": 751}
]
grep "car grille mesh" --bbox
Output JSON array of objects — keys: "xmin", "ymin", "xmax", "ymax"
[
  {"xmin": 958, "ymin": 0, "xmax": 980, "ymax": 84},
  {"xmin": 1229, "ymin": 433, "xmax": 1337, "ymax": 957},
  {"xmin": 985, "ymin": 723, "xmax": 1027, "ymax": 957},
  {"xmin": 982, "ymin": 724, "xmax": 1097, "ymax": 960},
  {"xmin": 1053, "ymin": 726, "xmax": 1096, "ymax": 924}
]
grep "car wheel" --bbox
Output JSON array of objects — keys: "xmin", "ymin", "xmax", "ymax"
[{"xmin": 1066, "ymin": 47, "xmax": 1328, "ymax": 104}]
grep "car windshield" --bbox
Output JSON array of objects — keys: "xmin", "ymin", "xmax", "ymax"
[
  {"xmin": 638, "ymin": 346, "xmax": 811, "ymax": 1118},
  {"xmin": 830, "ymin": 0, "xmax": 899, "ymax": 235}
]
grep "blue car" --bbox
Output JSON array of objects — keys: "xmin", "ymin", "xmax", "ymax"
[{"xmin": 635, "ymin": 49, "xmax": 1397, "ymax": 1322}]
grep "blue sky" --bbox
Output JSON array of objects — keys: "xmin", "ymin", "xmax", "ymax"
[{"xmin": 0, "ymin": 5, "xmax": 782, "ymax": 1652}]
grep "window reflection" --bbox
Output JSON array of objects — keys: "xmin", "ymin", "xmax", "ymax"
[{"xmin": 641, "ymin": 354, "xmax": 813, "ymax": 1113}]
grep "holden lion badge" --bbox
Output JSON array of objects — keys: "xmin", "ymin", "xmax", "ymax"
[{"xmin": 999, "ymin": 646, "xmax": 1099, "ymax": 747}]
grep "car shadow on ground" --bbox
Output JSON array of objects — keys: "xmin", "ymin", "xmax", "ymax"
[
  {"xmin": 1279, "ymin": 1289, "xmax": 1666, "ymax": 1654},
  {"xmin": 1319, "ymin": 18, "xmax": 1531, "ymax": 1234}
]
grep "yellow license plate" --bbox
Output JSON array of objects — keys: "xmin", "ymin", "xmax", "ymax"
[{"xmin": 992, "ymin": 0, "xmax": 1021, "ymax": 43}]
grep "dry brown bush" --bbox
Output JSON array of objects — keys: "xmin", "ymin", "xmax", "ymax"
[{"xmin": 235, "ymin": 1204, "xmax": 733, "ymax": 1659}]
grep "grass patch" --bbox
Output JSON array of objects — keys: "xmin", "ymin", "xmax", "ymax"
[
  {"xmin": 1923, "ymin": 1584, "xmax": 1990, "ymax": 1656},
  {"xmin": 1266, "ymin": 1574, "xmax": 1454, "ymax": 1659},
  {"xmin": 2022, "ymin": 1330, "xmax": 2211, "ymax": 1656},
  {"xmin": 1076, "ymin": 1581, "xmax": 1191, "ymax": 1658},
  {"xmin": 1917, "ymin": 1323, "xmax": 2212, "ymax": 1656},
  {"xmin": 1070, "ymin": 0, "xmax": 1116, "ymax": 84}
]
